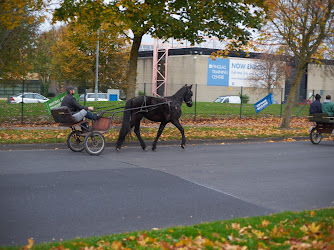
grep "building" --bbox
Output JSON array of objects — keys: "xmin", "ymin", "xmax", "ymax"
[{"xmin": 136, "ymin": 47, "xmax": 334, "ymax": 103}]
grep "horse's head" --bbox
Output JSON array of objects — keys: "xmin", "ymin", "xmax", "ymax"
[{"xmin": 184, "ymin": 85, "xmax": 193, "ymax": 107}]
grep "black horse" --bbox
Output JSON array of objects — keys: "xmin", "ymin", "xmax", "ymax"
[{"xmin": 116, "ymin": 84, "xmax": 193, "ymax": 151}]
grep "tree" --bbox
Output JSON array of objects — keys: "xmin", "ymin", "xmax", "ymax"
[
  {"xmin": 0, "ymin": 0, "xmax": 46, "ymax": 80},
  {"xmin": 51, "ymin": 23, "xmax": 130, "ymax": 92},
  {"xmin": 51, "ymin": 25, "xmax": 94, "ymax": 83},
  {"xmin": 53, "ymin": 0, "xmax": 268, "ymax": 99},
  {"xmin": 264, "ymin": 0, "xmax": 334, "ymax": 128},
  {"xmin": 32, "ymin": 28, "xmax": 58, "ymax": 96},
  {"xmin": 247, "ymin": 50, "xmax": 287, "ymax": 95}
]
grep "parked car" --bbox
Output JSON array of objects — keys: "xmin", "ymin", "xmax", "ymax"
[
  {"xmin": 80, "ymin": 93, "xmax": 109, "ymax": 101},
  {"xmin": 214, "ymin": 95, "xmax": 241, "ymax": 104},
  {"xmin": 8, "ymin": 93, "xmax": 49, "ymax": 104},
  {"xmin": 299, "ymin": 99, "xmax": 312, "ymax": 105}
]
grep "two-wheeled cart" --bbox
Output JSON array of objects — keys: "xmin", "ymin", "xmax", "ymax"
[
  {"xmin": 308, "ymin": 113, "xmax": 334, "ymax": 144},
  {"xmin": 51, "ymin": 106, "xmax": 125, "ymax": 156},
  {"xmin": 51, "ymin": 102, "xmax": 170, "ymax": 155}
]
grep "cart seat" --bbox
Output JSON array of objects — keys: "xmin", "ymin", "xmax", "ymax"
[
  {"xmin": 308, "ymin": 113, "xmax": 334, "ymax": 123},
  {"xmin": 51, "ymin": 106, "xmax": 81, "ymax": 125}
]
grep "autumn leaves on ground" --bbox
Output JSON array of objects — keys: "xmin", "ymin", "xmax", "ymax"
[
  {"xmin": 22, "ymin": 208, "xmax": 334, "ymax": 250},
  {"xmin": 0, "ymin": 117, "xmax": 327, "ymax": 144}
]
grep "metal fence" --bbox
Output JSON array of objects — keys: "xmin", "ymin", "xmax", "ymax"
[
  {"xmin": 0, "ymin": 80, "xmax": 44, "ymax": 98},
  {"xmin": 136, "ymin": 82, "xmax": 334, "ymax": 118},
  {"xmin": 137, "ymin": 82, "xmax": 334, "ymax": 102},
  {"xmin": 2, "ymin": 81, "xmax": 333, "ymax": 123}
]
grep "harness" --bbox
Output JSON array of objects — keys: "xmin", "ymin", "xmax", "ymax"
[
  {"xmin": 164, "ymin": 98, "xmax": 171, "ymax": 120},
  {"xmin": 139, "ymin": 96, "xmax": 149, "ymax": 113},
  {"xmin": 132, "ymin": 96, "xmax": 172, "ymax": 117}
]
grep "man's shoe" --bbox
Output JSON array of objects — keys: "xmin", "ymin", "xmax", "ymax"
[{"xmin": 97, "ymin": 111, "xmax": 105, "ymax": 119}]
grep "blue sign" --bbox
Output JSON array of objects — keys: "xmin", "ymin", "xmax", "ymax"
[
  {"xmin": 254, "ymin": 93, "xmax": 274, "ymax": 113},
  {"xmin": 207, "ymin": 58, "xmax": 229, "ymax": 86}
]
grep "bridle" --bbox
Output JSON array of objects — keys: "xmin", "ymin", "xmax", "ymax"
[
  {"xmin": 184, "ymin": 89, "xmax": 193, "ymax": 106},
  {"xmin": 185, "ymin": 100, "xmax": 192, "ymax": 105}
]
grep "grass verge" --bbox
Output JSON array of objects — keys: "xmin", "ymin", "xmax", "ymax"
[
  {"xmin": 0, "ymin": 101, "xmax": 310, "ymax": 124},
  {"xmin": 5, "ymin": 208, "xmax": 333, "ymax": 249}
]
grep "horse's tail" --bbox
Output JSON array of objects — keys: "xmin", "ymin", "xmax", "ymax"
[{"xmin": 116, "ymin": 99, "xmax": 132, "ymax": 150}]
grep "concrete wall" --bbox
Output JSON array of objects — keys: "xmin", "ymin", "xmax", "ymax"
[{"xmin": 308, "ymin": 64, "xmax": 334, "ymax": 91}]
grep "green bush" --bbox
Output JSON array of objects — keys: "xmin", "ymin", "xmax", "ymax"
[{"xmin": 239, "ymin": 93, "xmax": 249, "ymax": 104}]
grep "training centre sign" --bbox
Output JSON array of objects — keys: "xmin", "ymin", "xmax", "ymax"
[
  {"xmin": 254, "ymin": 93, "xmax": 274, "ymax": 113},
  {"xmin": 207, "ymin": 58, "xmax": 264, "ymax": 87}
]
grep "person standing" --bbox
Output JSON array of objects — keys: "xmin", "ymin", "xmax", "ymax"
[
  {"xmin": 322, "ymin": 95, "xmax": 334, "ymax": 116},
  {"xmin": 309, "ymin": 94, "xmax": 322, "ymax": 114},
  {"xmin": 61, "ymin": 86, "xmax": 104, "ymax": 122}
]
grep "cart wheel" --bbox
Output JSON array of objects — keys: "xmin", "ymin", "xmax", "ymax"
[
  {"xmin": 310, "ymin": 127, "xmax": 322, "ymax": 144},
  {"xmin": 67, "ymin": 131, "xmax": 85, "ymax": 152},
  {"xmin": 84, "ymin": 132, "xmax": 105, "ymax": 155}
]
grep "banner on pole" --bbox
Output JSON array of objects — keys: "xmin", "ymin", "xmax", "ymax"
[{"xmin": 254, "ymin": 93, "xmax": 274, "ymax": 113}]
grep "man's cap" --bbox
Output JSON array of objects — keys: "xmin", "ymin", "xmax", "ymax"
[
  {"xmin": 315, "ymin": 94, "xmax": 321, "ymax": 100},
  {"xmin": 66, "ymin": 86, "xmax": 76, "ymax": 93}
]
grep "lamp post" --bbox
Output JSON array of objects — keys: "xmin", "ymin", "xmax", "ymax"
[{"xmin": 94, "ymin": 29, "xmax": 99, "ymax": 101}]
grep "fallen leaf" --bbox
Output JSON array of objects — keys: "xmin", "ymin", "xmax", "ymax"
[
  {"xmin": 24, "ymin": 238, "xmax": 34, "ymax": 250},
  {"xmin": 308, "ymin": 222, "xmax": 321, "ymax": 234},
  {"xmin": 262, "ymin": 220, "xmax": 270, "ymax": 227}
]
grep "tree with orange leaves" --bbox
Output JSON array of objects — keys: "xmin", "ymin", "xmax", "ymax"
[
  {"xmin": 51, "ymin": 23, "xmax": 130, "ymax": 92},
  {"xmin": 264, "ymin": 0, "xmax": 334, "ymax": 128},
  {"xmin": 0, "ymin": 0, "xmax": 47, "ymax": 80}
]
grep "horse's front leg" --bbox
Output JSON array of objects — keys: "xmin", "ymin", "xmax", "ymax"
[
  {"xmin": 171, "ymin": 119, "xmax": 186, "ymax": 149},
  {"xmin": 152, "ymin": 122, "xmax": 167, "ymax": 151},
  {"xmin": 134, "ymin": 122, "xmax": 147, "ymax": 150}
]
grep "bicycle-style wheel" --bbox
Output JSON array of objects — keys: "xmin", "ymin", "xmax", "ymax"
[
  {"xmin": 67, "ymin": 131, "xmax": 85, "ymax": 152},
  {"xmin": 310, "ymin": 127, "xmax": 322, "ymax": 144},
  {"xmin": 84, "ymin": 132, "xmax": 106, "ymax": 155}
]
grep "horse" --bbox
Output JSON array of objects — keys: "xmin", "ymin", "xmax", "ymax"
[{"xmin": 116, "ymin": 84, "xmax": 193, "ymax": 151}]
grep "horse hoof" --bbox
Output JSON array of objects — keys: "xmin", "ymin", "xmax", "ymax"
[
  {"xmin": 142, "ymin": 146, "xmax": 147, "ymax": 151},
  {"xmin": 181, "ymin": 144, "xmax": 185, "ymax": 149},
  {"xmin": 116, "ymin": 147, "xmax": 121, "ymax": 152},
  {"xmin": 152, "ymin": 148, "xmax": 157, "ymax": 151}
]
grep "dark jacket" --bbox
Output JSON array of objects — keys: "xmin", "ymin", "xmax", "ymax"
[
  {"xmin": 61, "ymin": 94, "xmax": 88, "ymax": 114},
  {"xmin": 309, "ymin": 100, "xmax": 322, "ymax": 114}
]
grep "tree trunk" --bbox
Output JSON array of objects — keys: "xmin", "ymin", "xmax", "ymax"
[
  {"xmin": 280, "ymin": 65, "xmax": 306, "ymax": 128},
  {"xmin": 126, "ymin": 33, "xmax": 143, "ymax": 99}
]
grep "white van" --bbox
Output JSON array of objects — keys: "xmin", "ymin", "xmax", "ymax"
[
  {"xmin": 214, "ymin": 95, "xmax": 241, "ymax": 104},
  {"xmin": 80, "ymin": 93, "xmax": 109, "ymax": 101}
]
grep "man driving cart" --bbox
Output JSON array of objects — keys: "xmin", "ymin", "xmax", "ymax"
[{"xmin": 61, "ymin": 86, "xmax": 104, "ymax": 122}]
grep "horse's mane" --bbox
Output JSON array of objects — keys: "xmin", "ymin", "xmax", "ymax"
[{"xmin": 166, "ymin": 85, "xmax": 188, "ymax": 100}]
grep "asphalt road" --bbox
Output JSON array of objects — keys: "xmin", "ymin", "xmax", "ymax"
[{"xmin": 0, "ymin": 140, "xmax": 333, "ymax": 246}]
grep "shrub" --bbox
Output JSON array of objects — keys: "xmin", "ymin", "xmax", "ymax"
[{"xmin": 239, "ymin": 93, "xmax": 249, "ymax": 104}]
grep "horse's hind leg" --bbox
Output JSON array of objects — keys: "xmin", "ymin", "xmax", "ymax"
[
  {"xmin": 152, "ymin": 122, "xmax": 167, "ymax": 151},
  {"xmin": 134, "ymin": 122, "xmax": 147, "ymax": 150},
  {"xmin": 116, "ymin": 125, "xmax": 128, "ymax": 151},
  {"xmin": 171, "ymin": 119, "xmax": 186, "ymax": 149}
]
